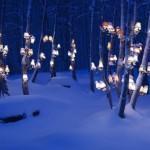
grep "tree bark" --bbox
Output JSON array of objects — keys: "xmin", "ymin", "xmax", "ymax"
[
  {"xmin": 116, "ymin": 0, "xmax": 125, "ymax": 96},
  {"xmin": 89, "ymin": 0, "xmax": 95, "ymax": 92},
  {"xmin": 118, "ymin": 0, "xmax": 131, "ymax": 118}
]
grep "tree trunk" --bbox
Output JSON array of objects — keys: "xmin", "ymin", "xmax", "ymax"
[
  {"xmin": 22, "ymin": 56, "xmax": 30, "ymax": 95},
  {"xmin": 116, "ymin": 0, "xmax": 125, "ymax": 96},
  {"xmin": 118, "ymin": 0, "xmax": 131, "ymax": 118},
  {"xmin": 89, "ymin": 0, "xmax": 95, "ymax": 92},
  {"xmin": 118, "ymin": 70, "xmax": 129, "ymax": 118},
  {"xmin": 31, "ymin": 0, "xmax": 47, "ymax": 82},
  {"xmin": 21, "ymin": 0, "xmax": 32, "ymax": 95},
  {"xmin": 103, "ymin": 74, "xmax": 113, "ymax": 109},
  {"xmin": 31, "ymin": 68, "xmax": 39, "ymax": 83},
  {"xmin": 71, "ymin": 62, "xmax": 77, "ymax": 81},
  {"xmin": 90, "ymin": 69, "xmax": 95, "ymax": 92}
]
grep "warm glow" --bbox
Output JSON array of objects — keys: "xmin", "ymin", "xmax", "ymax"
[
  {"xmin": 98, "ymin": 60, "xmax": 104, "ymax": 70},
  {"xmin": 23, "ymin": 74, "xmax": 28, "ymax": 82},
  {"xmin": 95, "ymin": 81, "xmax": 107, "ymax": 91},
  {"xmin": 91, "ymin": 62, "xmax": 96, "ymax": 70}
]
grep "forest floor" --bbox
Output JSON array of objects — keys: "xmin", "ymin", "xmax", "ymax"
[{"xmin": 0, "ymin": 70, "xmax": 150, "ymax": 150}]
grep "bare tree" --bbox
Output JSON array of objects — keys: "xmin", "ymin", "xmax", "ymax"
[
  {"xmin": 89, "ymin": 0, "xmax": 96, "ymax": 92},
  {"xmin": 130, "ymin": 13, "xmax": 150, "ymax": 109},
  {"xmin": 68, "ymin": 39, "xmax": 77, "ymax": 80},
  {"xmin": 0, "ymin": 0, "xmax": 10, "ymax": 97},
  {"xmin": 31, "ymin": 0, "xmax": 47, "ymax": 83},
  {"xmin": 21, "ymin": 0, "xmax": 35, "ymax": 95}
]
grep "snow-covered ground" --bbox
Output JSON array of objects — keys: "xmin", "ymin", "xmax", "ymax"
[{"xmin": 0, "ymin": 70, "xmax": 150, "ymax": 150}]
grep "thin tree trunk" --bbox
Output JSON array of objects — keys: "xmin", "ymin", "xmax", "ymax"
[
  {"xmin": 0, "ymin": 0, "xmax": 9, "ymax": 97},
  {"xmin": 22, "ymin": 0, "xmax": 32, "ymax": 95},
  {"xmin": 118, "ymin": 69, "xmax": 129, "ymax": 118},
  {"xmin": 71, "ymin": 62, "xmax": 77, "ymax": 80},
  {"xmin": 50, "ymin": 10, "xmax": 57, "ymax": 78},
  {"xmin": 31, "ymin": 0, "xmax": 47, "ymax": 83},
  {"xmin": 118, "ymin": 1, "xmax": 131, "ymax": 118},
  {"xmin": 103, "ymin": 73, "xmax": 113, "ymax": 109},
  {"xmin": 116, "ymin": 0, "xmax": 125, "ymax": 96},
  {"xmin": 89, "ymin": 0, "xmax": 95, "ymax": 92},
  {"xmin": 22, "ymin": 57, "xmax": 29, "ymax": 95},
  {"xmin": 99, "ymin": 12, "xmax": 113, "ymax": 109}
]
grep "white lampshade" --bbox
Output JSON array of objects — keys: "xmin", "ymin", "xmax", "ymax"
[
  {"xmin": 98, "ymin": 60, "xmax": 104, "ymax": 70},
  {"xmin": 57, "ymin": 44, "xmax": 61, "ymax": 49},
  {"xmin": 40, "ymin": 52, "xmax": 46, "ymax": 60},
  {"xmin": 31, "ymin": 36, "xmax": 35, "ymax": 44},
  {"xmin": 5, "ymin": 65, "xmax": 10, "ymax": 74},
  {"xmin": 23, "ymin": 74, "xmax": 28, "ymax": 82},
  {"xmin": 24, "ymin": 32, "xmax": 30, "ymax": 38},
  {"xmin": 43, "ymin": 35, "xmax": 49, "ymax": 42},
  {"xmin": 50, "ymin": 60, "xmax": 54, "ymax": 66},
  {"xmin": 91, "ymin": 62, "xmax": 96, "ymax": 70},
  {"xmin": 49, "ymin": 36, "xmax": 53, "ymax": 42}
]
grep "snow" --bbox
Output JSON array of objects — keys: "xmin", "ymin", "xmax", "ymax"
[{"xmin": 0, "ymin": 70, "xmax": 150, "ymax": 150}]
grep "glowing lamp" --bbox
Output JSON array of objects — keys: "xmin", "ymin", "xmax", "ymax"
[
  {"xmin": 128, "ymin": 56, "xmax": 135, "ymax": 64},
  {"xmin": 73, "ymin": 49, "xmax": 77, "ymax": 54},
  {"xmin": 4, "ymin": 45, "xmax": 8, "ymax": 51},
  {"xmin": 36, "ymin": 62, "xmax": 41, "ymax": 69},
  {"xmin": 31, "ymin": 59, "xmax": 35, "ymax": 68},
  {"xmin": 128, "ymin": 75, "xmax": 136, "ymax": 91},
  {"xmin": 0, "ymin": 44, "xmax": 3, "ymax": 50},
  {"xmin": 139, "ymin": 65, "xmax": 147, "ymax": 73},
  {"xmin": 31, "ymin": 36, "xmax": 35, "ymax": 44},
  {"xmin": 0, "ymin": 67, "xmax": 4, "ymax": 73},
  {"xmin": 69, "ymin": 65, "xmax": 73, "ymax": 70},
  {"xmin": 49, "ymin": 36, "xmax": 53, "ymax": 42},
  {"xmin": 107, "ymin": 23, "xmax": 115, "ymax": 33},
  {"xmin": 134, "ymin": 22, "xmax": 141, "ymax": 34},
  {"xmin": 108, "ymin": 74, "xmax": 113, "ymax": 83},
  {"xmin": 57, "ymin": 44, "xmax": 61, "ymax": 49},
  {"xmin": 68, "ymin": 51, "xmax": 71, "ymax": 56},
  {"xmin": 102, "ymin": 22, "xmax": 109, "ymax": 30},
  {"xmin": 28, "ymin": 49, "xmax": 33, "ymax": 56},
  {"xmin": 24, "ymin": 32, "xmax": 30, "ymax": 39},
  {"xmin": 113, "ymin": 73, "xmax": 119, "ymax": 83},
  {"xmin": 5, "ymin": 65, "xmax": 10, "ymax": 74},
  {"xmin": 98, "ymin": 60, "xmax": 104, "ymax": 70},
  {"xmin": 40, "ymin": 52, "xmax": 46, "ymax": 60},
  {"xmin": 50, "ymin": 60, "xmax": 54, "ymax": 67},
  {"xmin": 91, "ymin": 62, "xmax": 96, "ymax": 70},
  {"xmin": 23, "ymin": 74, "xmax": 28, "ymax": 82},
  {"xmin": 140, "ymin": 85, "xmax": 148, "ymax": 95},
  {"xmin": 107, "ymin": 42, "xmax": 112, "ymax": 50},
  {"xmin": 52, "ymin": 50, "xmax": 59, "ymax": 56},
  {"xmin": 95, "ymin": 81, "xmax": 107, "ymax": 91},
  {"xmin": 72, "ymin": 39, "xmax": 75, "ymax": 44},
  {"xmin": 128, "ymin": 82, "xmax": 136, "ymax": 91},
  {"xmin": 43, "ymin": 35, "xmax": 49, "ymax": 42},
  {"xmin": 109, "ymin": 55, "xmax": 117, "ymax": 65},
  {"xmin": 20, "ymin": 48, "xmax": 25, "ymax": 55},
  {"xmin": 147, "ymin": 62, "xmax": 150, "ymax": 74}
]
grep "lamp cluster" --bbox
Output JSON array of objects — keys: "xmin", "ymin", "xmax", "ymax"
[
  {"xmin": 21, "ymin": 32, "xmax": 36, "ymax": 83},
  {"xmin": 95, "ymin": 20, "xmax": 149, "ymax": 96},
  {"xmin": 20, "ymin": 32, "xmax": 35, "ymax": 57},
  {"xmin": 68, "ymin": 39, "xmax": 77, "ymax": 70},
  {"xmin": 0, "ymin": 33, "xmax": 10, "ymax": 78},
  {"xmin": 43, "ymin": 35, "xmax": 60, "ymax": 67},
  {"xmin": 31, "ymin": 52, "xmax": 46, "ymax": 69}
]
